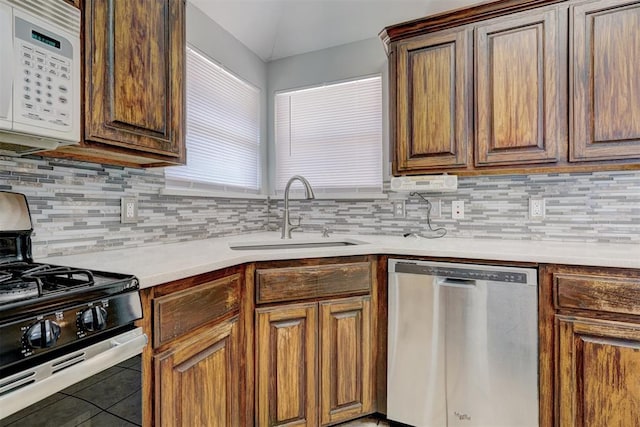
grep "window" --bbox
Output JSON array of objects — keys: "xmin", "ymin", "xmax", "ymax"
[
  {"xmin": 274, "ymin": 76, "xmax": 382, "ymax": 194},
  {"xmin": 165, "ymin": 46, "xmax": 261, "ymax": 193}
]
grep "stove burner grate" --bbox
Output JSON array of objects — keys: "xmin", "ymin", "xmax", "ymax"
[
  {"xmin": 0, "ymin": 263, "xmax": 95, "ymax": 305},
  {"xmin": 0, "ymin": 271, "xmax": 12, "ymax": 283}
]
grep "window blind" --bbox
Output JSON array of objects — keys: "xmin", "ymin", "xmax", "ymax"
[
  {"xmin": 274, "ymin": 76, "xmax": 382, "ymax": 194},
  {"xmin": 165, "ymin": 46, "xmax": 261, "ymax": 192}
]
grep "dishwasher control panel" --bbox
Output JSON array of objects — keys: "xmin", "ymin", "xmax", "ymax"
[{"xmin": 392, "ymin": 261, "xmax": 532, "ymax": 284}]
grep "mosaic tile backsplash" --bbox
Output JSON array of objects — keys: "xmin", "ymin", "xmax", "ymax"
[
  {"xmin": 272, "ymin": 171, "xmax": 640, "ymax": 244},
  {"xmin": 0, "ymin": 156, "xmax": 268, "ymax": 258},
  {"xmin": 1, "ymin": 155, "xmax": 639, "ymax": 258}
]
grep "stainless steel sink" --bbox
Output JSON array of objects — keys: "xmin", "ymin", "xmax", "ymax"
[{"xmin": 228, "ymin": 238, "xmax": 366, "ymax": 251}]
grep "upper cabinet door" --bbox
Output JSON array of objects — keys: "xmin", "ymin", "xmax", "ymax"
[
  {"xmin": 84, "ymin": 0, "xmax": 185, "ymax": 162},
  {"xmin": 475, "ymin": 8, "xmax": 563, "ymax": 166},
  {"xmin": 571, "ymin": 0, "xmax": 640, "ymax": 161},
  {"xmin": 394, "ymin": 28, "xmax": 472, "ymax": 172}
]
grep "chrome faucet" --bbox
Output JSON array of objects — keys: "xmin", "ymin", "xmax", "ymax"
[{"xmin": 281, "ymin": 175, "xmax": 315, "ymax": 239}]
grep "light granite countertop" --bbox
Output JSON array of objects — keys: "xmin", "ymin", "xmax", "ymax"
[{"xmin": 42, "ymin": 232, "xmax": 640, "ymax": 289}]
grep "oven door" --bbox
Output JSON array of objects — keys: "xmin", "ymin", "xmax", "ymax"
[{"xmin": 0, "ymin": 327, "xmax": 147, "ymax": 422}]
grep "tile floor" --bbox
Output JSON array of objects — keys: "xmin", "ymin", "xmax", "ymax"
[
  {"xmin": 1, "ymin": 355, "xmax": 142, "ymax": 427},
  {"xmin": 2, "ymin": 356, "xmax": 393, "ymax": 427}
]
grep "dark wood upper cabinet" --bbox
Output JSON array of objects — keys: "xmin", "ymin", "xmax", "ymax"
[
  {"xmin": 475, "ymin": 8, "xmax": 563, "ymax": 166},
  {"xmin": 570, "ymin": 0, "xmax": 640, "ymax": 162},
  {"xmin": 62, "ymin": 0, "xmax": 81, "ymax": 8},
  {"xmin": 394, "ymin": 28, "xmax": 472, "ymax": 173},
  {"xmin": 384, "ymin": 0, "xmax": 640, "ymax": 175},
  {"xmin": 48, "ymin": 0, "xmax": 186, "ymax": 167}
]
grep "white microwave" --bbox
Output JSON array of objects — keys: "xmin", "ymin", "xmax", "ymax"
[{"xmin": 0, "ymin": 0, "xmax": 80, "ymax": 156}]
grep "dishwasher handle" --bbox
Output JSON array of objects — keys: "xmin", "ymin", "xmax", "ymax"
[{"xmin": 436, "ymin": 277, "xmax": 477, "ymax": 288}]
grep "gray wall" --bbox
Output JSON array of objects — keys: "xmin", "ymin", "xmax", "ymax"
[{"xmin": 186, "ymin": 3, "xmax": 269, "ymax": 190}]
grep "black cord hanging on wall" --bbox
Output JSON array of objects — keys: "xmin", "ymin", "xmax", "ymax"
[{"xmin": 404, "ymin": 192, "xmax": 447, "ymax": 239}]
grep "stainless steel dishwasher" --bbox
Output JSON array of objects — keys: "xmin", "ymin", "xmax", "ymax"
[{"xmin": 387, "ymin": 259, "xmax": 538, "ymax": 427}]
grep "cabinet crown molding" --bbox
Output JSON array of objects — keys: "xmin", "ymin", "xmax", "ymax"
[{"xmin": 380, "ymin": 0, "xmax": 565, "ymax": 47}]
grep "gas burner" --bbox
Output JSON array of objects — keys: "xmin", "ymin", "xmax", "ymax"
[
  {"xmin": 0, "ymin": 271, "xmax": 12, "ymax": 283},
  {"xmin": 0, "ymin": 263, "xmax": 39, "ymax": 304},
  {"xmin": 0, "ymin": 281, "xmax": 38, "ymax": 304}
]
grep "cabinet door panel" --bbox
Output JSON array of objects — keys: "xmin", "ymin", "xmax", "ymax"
[
  {"xmin": 155, "ymin": 316, "xmax": 239, "ymax": 427},
  {"xmin": 153, "ymin": 273, "xmax": 240, "ymax": 347},
  {"xmin": 557, "ymin": 317, "xmax": 640, "ymax": 426},
  {"xmin": 476, "ymin": 9, "xmax": 561, "ymax": 165},
  {"xmin": 571, "ymin": 0, "xmax": 640, "ymax": 161},
  {"xmin": 256, "ymin": 303, "xmax": 318, "ymax": 426},
  {"xmin": 320, "ymin": 297, "xmax": 373, "ymax": 425},
  {"xmin": 395, "ymin": 28, "xmax": 471, "ymax": 171},
  {"xmin": 112, "ymin": 0, "xmax": 166, "ymax": 134},
  {"xmin": 85, "ymin": 0, "xmax": 184, "ymax": 159},
  {"xmin": 256, "ymin": 261, "xmax": 371, "ymax": 304}
]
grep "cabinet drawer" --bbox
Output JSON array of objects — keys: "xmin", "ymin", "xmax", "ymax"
[
  {"xmin": 256, "ymin": 262, "xmax": 371, "ymax": 304},
  {"xmin": 153, "ymin": 273, "xmax": 240, "ymax": 347},
  {"xmin": 554, "ymin": 273, "xmax": 640, "ymax": 316}
]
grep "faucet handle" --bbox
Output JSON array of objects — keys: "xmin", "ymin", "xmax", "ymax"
[{"xmin": 289, "ymin": 215, "xmax": 301, "ymax": 228}]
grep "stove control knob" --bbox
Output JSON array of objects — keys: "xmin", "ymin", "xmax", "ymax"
[
  {"xmin": 25, "ymin": 320, "xmax": 61, "ymax": 349},
  {"xmin": 80, "ymin": 306, "xmax": 108, "ymax": 332}
]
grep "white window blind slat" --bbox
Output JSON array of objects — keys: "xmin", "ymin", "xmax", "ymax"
[
  {"xmin": 165, "ymin": 46, "xmax": 261, "ymax": 192},
  {"xmin": 275, "ymin": 76, "xmax": 382, "ymax": 193}
]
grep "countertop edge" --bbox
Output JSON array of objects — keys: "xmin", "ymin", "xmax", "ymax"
[{"xmin": 40, "ymin": 233, "xmax": 640, "ymax": 289}]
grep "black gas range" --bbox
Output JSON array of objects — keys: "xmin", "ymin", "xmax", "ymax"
[{"xmin": 0, "ymin": 191, "xmax": 145, "ymax": 419}]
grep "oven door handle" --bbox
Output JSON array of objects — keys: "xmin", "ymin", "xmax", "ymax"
[{"xmin": 0, "ymin": 327, "xmax": 148, "ymax": 420}]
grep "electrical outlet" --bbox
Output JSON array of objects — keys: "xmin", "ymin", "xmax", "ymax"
[
  {"xmin": 452, "ymin": 200, "xmax": 464, "ymax": 219},
  {"xmin": 121, "ymin": 197, "xmax": 138, "ymax": 223},
  {"xmin": 430, "ymin": 199, "xmax": 441, "ymax": 218},
  {"xmin": 393, "ymin": 200, "xmax": 405, "ymax": 218},
  {"xmin": 529, "ymin": 198, "xmax": 545, "ymax": 219}
]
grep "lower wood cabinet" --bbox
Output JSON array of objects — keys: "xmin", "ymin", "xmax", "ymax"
[
  {"xmin": 556, "ymin": 316, "xmax": 640, "ymax": 426},
  {"xmin": 154, "ymin": 316, "xmax": 240, "ymax": 426},
  {"xmin": 540, "ymin": 264, "xmax": 640, "ymax": 427},
  {"xmin": 142, "ymin": 257, "xmax": 380, "ymax": 426},
  {"xmin": 140, "ymin": 267, "xmax": 248, "ymax": 426},
  {"xmin": 256, "ymin": 302, "xmax": 318, "ymax": 426},
  {"xmin": 256, "ymin": 296, "xmax": 374, "ymax": 426},
  {"xmin": 319, "ymin": 298, "xmax": 373, "ymax": 425}
]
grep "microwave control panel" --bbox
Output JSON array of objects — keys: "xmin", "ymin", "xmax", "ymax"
[{"xmin": 14, "ymin": 16, "xmax": 74, "ymax": 130}]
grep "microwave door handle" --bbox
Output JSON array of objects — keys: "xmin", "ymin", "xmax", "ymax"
[{"xmin": 0, "ymin": 3, "xmax": 13, "ymax": 120}]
